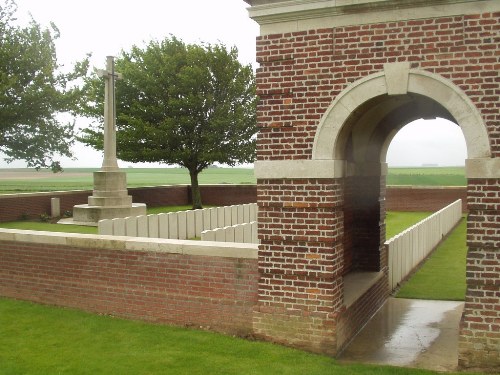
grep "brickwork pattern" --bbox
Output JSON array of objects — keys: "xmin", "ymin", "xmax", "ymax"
[
  {"xmin": 254, "ymin": 178, "xmax": 344, "ymax": 353},
  {"xmin": 459, "ymin": 179, "xmax": 500, "ymax": 370},
  {"xmin": 0, "ymin": 240, "xmax": 259, "ymax": 336},
  {"xmin": 386, "ymin": 186, "xmax": 468, "ymax": 212},
  {"xmin": 459, "ymin": 248, "xmax": 499, "ymax": 369},
  {"xmin": 256, "ymin": 13, "xmax": 499, "ymax": 160}
]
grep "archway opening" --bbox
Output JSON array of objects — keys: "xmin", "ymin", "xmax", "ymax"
[{"xmin": 336, "ymin": 93, "xmax": 465, "ymax": 276}]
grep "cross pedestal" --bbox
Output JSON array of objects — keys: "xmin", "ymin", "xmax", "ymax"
[{"xmin": 71, "ymin": 56, "xmax": 146, "ymax": 225}]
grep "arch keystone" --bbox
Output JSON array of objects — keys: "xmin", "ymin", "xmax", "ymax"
[{"xmin": 384, "ymin": 62, "xmax": 410, "ymax": 95}]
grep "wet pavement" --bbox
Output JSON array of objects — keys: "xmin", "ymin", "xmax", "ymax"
[{"xmin": 339, "ymin": 298, "xmax": 464, "ymax": 372}]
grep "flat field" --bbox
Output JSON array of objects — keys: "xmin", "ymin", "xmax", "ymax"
[
  {"xmin": 0, "ymin": 167, "xmax": 256, "ymax": 194},
  {"xmin": 387, "ymin": 166, "xmax": 466, "ymax": 186},
  {"xmin": 0, "ymin": 166, "xmax": 465, "ymax": 194}
]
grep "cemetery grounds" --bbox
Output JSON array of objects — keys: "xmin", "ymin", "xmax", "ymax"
[{"xmin": 0, "ymin": 167, "xmax": 473, "ymax": 374}]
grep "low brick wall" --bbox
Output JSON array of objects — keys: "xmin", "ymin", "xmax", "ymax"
[
  {"xmin": 386, "ymin": 186, "xmax": 467, "ymax": 213},
  {"xmin": 0, "ymin": 185, "xmax": 465, "ymax": 223},
  {"xmin": 0, "ymin": 230, "xmax": 259, "ymax": 336},
  {"xmin": 0, "ymin": 185, "xmax": 257, "ymax": 223}
]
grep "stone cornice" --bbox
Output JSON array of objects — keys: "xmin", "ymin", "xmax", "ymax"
[{"xmin": 247, "ymin": 0, "xmax": 499, "ymax": 33}]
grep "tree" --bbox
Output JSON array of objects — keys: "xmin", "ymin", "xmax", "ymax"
[
  {"xmin": 0, "ymin": 0, "xmax": 89, "ymax": 172},
  {"xmin": 79, "ymin": 36, "xmax": 257, "ymax": 209}
]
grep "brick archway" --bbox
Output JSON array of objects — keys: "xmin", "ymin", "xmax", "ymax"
[
  {"xmin": 312, "ymin": 64, "xmax": 491, "ymax": 161},
  {"xmin": 248, "ymin": 0, "xmax": 499, "ymax": 369}
]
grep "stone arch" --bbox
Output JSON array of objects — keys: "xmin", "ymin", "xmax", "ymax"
[{"xmin": 312, "ymin": 63, "xmax": 491, "ymax": 163}]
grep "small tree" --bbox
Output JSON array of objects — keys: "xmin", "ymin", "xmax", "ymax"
[
  {"xmin": 0, "ymin": 0, "xmax": 89, "ymax": 171},
  {"xmin": 79, "ymin": 36, "xmax": 257, "ymax": 208}
]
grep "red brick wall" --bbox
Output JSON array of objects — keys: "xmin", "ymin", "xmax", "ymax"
[
  {"xmin": 194, "ymin": 185, "xmax": 257, "ymax": 206},
  {"xmin": 254, "ymin": 178, "xmax": 344, "ymax": 354},
  {"xmin": 0, "ymin": 239, "xmax": 259, "ymax": 336},
  {"xmin": 131, "ymin": 185, "xmax": 189, "ymax": 207},
  {"xmin": 0, "ymin": 184, "xmax": 466, "ymax": 223},
  {"xmin": 386, "ymin": 186, "xmax": 468, "ymax": 212},
  {"xmin": 256, "ymin": 13, "xmax": 499, "ymax": 159},
  {"xmin": 0, "ymin": 191, "xmax": 91, "ymax": 222},
  {"xmin": 459, "ymin": 179, "xmax": 500, "ymax": 369},
  {"xmin": 0, "ymin": 185, "xmax": 257, "ymax": 222}
]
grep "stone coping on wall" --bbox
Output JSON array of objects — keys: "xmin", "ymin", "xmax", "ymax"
[
  {"xmin": 0, "ymin": 189, "xmax": 93, "ymax": 199},
  {"xmin": 0, "ymin": 228, "xmax": 258, "ymax": 259},
  {"xmin": 343, "ymin": 271, "xmax": 385, "ymax": 308},
  {"xmin": 254, "ymin": 160, "xmax": 390, "ymax": 179}
]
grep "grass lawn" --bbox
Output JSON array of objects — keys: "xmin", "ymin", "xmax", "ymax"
[
  {"xmin": 396, "ymin": 218, "xmax": 467, "ymax": 301},
  {"xmin": 385, "ymin": 211, "xmax": 432, "ymax": 239},
  {"xmin": 0, "ymin": 298, "xmax": 475, "ymax": 375}
]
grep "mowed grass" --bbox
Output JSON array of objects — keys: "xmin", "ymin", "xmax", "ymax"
[
  {"xmin": 396, "ymin": 218, "xmax": 467, "ymax": 301},
  {"xmin": 0, "ymin": 298, "xmax": 472, "ymax": 375},
  {"xmin": 385, "ymin": 211, "xmax": 432, "ymax": 239},
  {"xmin": 0, "ymin": 166, "xmax": 465, "ymax": 194}
]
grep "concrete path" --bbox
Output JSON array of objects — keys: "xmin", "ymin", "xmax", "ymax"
[{"xmin": 339, "ymin": 298, "xmax": 464, "ymax": 372}]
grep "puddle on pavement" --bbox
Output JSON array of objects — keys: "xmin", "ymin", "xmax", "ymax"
[{"xmin": 339, "ymin": 298, "xmax": 464, "ymax": 372}]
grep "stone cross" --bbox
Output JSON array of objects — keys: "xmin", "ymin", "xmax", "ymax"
[{"xmin": 97, "ymin": 56, "xmax": 122, "ymax": 171}]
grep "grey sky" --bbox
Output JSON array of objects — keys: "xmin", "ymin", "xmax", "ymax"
[{"xmin": 2, "ymin": 0, "xmax": 467, "ymax": 168}]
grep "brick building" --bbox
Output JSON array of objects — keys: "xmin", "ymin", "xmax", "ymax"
[{"xmin": 245, "ymin": 0, "xmax": 499, "ymax": 369}]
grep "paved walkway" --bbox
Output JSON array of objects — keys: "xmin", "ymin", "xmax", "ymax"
[{"xmin": 339, "ymin": 298, "xmax": 464, "ymax": 372}]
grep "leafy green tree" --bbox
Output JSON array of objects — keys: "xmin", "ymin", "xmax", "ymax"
[
  {"xmin": 79, "ymin": 36, "xmax": 257, "ymax": 209},
  {"xmin": 0, "ymin": 0, "xmax": 89, "ymax": 172}
]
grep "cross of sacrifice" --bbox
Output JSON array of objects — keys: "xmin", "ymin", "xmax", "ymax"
[{"xmin": 96, "ymin": 56, "xmax": 123, "ymax": 171}]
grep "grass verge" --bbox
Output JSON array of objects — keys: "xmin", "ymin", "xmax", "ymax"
[
  {"xmin": 396, "ymin": 218, "xmax": 467, "ymax": 301},
  {"xmin": 0, "ymin": 297, "xmax": 470, "ymax": 375},
  {"xmin": 385, "ymin": 211, "xmax": 432, "ymax": 239}
]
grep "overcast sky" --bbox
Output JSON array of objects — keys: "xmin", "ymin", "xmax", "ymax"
[{"xmin": 2, "ymin": 0, "xmax": 467, "ymax": 168}]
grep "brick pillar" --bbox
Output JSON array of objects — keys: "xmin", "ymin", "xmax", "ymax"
[
  {"xmin": 459, "ymin": 178, "xmax": 500, "ymax": 370},
  {"xmin": 253, "ymin": 178, "xmax": 345, "ymax": 355}
]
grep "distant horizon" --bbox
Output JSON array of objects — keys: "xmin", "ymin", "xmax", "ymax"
[{"xmin": 0, "ymin": 164, "xmax": 466, "ymax": 171}]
